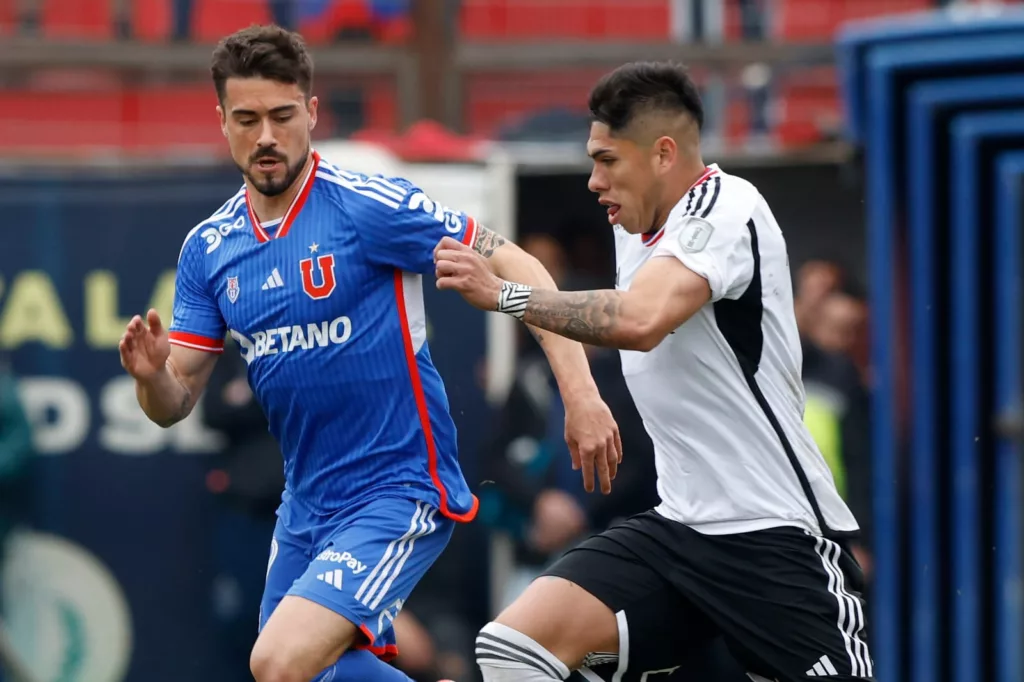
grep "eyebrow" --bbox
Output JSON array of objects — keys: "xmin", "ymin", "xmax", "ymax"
[
  {"xmin": 231, "ymin": 104, "xmax": 300, "ymax": 116},
  {"xmin": 588, "ymin": 147, "xmax": 613, "ymax": 159}
]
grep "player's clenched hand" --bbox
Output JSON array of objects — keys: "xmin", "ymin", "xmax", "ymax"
[
  {"xmin": 433, "ymin": 237, "xmax": 503, "ymax": 311},
  {"xmin": 564, "ymin": 391, "xmax": 623, "ymax": 495},
  {"xmin": 119, "ymin": 309, "xmax": 170, "ymax": 381}
]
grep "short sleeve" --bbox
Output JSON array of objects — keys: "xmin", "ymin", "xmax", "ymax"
[
  {"xmin": 654, "ymin": 212, "xmax": 754, "ymax": 302},
  {"xmin": 347, "ymin": 176, "xmax": 479, "ymax": 274},
  {"xmin": 167, "ymin": 234, "xmax": 226, "ymax": 353}
]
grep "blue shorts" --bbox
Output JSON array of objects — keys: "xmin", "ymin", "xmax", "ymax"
[{"xmin": 259, "ymin": 491, "xmax": 454, "ymax": 660}]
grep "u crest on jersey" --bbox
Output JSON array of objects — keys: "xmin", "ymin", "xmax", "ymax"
[{"xmin": 300, "ymin": 254, "xmax": 337, "ymax": 300}]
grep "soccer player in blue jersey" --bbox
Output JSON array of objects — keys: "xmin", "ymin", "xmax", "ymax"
[{"xmin": 117, "ymin": 24, "xmax": 622, "ymax": 682}]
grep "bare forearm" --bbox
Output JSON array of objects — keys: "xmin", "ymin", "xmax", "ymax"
[
  {"xmin": 481, "ymin": 232, "xmax": 597, "ymax": 397},
  {"xmin": 521, "ymin": 289, "xmax": 640, "ymax": 349},
  {"xmin": 135, "ymin": 364, "xmax": 194, "ymax": 428}
]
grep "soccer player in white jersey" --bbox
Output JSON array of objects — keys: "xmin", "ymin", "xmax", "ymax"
[
  {"xmin": 435, "ymin": 61, "xmax": 875, "ymax": 682},
  {"xmin": 117, "ymin": 25, "xmax": 622, "ymax": 682}
]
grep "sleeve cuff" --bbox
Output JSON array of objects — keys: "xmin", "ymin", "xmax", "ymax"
[
  {"xmin": 168, "ymin": 330, "xmax": 225, "ymax": 353},
  {"xmin": 460, "ymin": 216, "xmax": 479, "ymax": 247}
]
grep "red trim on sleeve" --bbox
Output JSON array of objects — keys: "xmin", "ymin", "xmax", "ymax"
[
  {"xmin": 460, "ymin": 216, "xmax": 479, "ymax": 247},
  {"xmin": 168, "ymin": 331, "xmax": 225, "ymax": 353}
]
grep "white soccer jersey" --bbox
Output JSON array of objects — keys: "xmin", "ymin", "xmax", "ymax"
[{"xmin": 614, "ymin": 164, "xmax": 860, "ymax": 537}]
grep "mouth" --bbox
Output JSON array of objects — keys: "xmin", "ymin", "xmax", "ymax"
[
  {"xmin": 253, "ymin": 157, "xmax": 284, "ymax": 172},
  {"xmin": 601, "ymin": 201, "xmax": 621, "ymax": 225}
]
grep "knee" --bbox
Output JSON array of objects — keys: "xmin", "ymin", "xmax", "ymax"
[
  {"xmin": 476, "ymin": 622, "xmax": 571, "ymax": 680},
  {"xmin": 250, "ymin": 640, "xmax": 313, "ymax": 682}
]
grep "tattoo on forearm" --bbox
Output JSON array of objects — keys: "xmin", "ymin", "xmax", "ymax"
[
  {"xmin": 472, "ymin": 225, "xmax": 507, "ymax": 258},
  {"xmin": 526, "ymin": 325, "xmax": 545, "ymax": 345},
  {"xmin": 522, "ymin": 289, "xmax": 625, "ymax": 347}
]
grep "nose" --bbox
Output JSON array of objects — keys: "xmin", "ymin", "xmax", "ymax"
[
  {"xmin": 588, "ymin": 166, "xmax": 607, "ymax": 194},
  {"xmin": 257, "ymin": 118, "xmax": 277, "ymax": 150}
]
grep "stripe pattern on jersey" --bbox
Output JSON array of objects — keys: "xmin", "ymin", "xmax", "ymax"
[
  {"xmin": 812, "ymin": 535, "xmax": 873, "ymax": 678},
  {"xmin": 353, "ymin": 501, "xmax": 439, "ymax": 611},
  {"xmin": 712, "ymin": 218, "xmax": 831, "ymax": 537},
  {"xmin": 315, "ymin": 162, "xmax": 410, "ymax": 210},
  {"xmin": 643, "ymin": 167, "xmax": 721, "ymax": 247}
]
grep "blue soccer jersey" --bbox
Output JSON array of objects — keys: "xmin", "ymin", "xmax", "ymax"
[{"xmin": 168, "ymin": 151, "xmax": 479, "ymax": 521}]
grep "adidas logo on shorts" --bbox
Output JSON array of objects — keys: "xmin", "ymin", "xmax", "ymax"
[{"xmin": 316, "ymin": 569, "xmax": 343, "ymax": 590}]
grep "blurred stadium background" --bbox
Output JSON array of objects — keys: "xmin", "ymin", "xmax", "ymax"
[{"xmin": 0, "ymin": 1, "xmax": 1020, "ymax": 681}]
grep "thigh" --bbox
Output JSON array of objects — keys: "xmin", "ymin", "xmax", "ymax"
[
  {"xmin": 288, "ymin": 497, "xmax": 454, "ymax": 659},
  {"xmin": 531, "ymin": 519, "xmax": 719, "ymax": 674},
  {"xmin": 259, "ymin": 513, "xmax": 310, "ymax": 631},
  {"xmin": 647, "ymin": 521, "xmax": 875, "ymax": 682}
]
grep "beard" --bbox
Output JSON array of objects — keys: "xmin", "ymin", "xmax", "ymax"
[{"xmin": 240, "ymin": 146, "xmax": 310, "ymax": 198}]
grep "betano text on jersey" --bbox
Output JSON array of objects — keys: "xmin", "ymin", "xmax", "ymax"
[{"xmin": 168, "ymin": 151, "xmax": 479, "ymax": 520}]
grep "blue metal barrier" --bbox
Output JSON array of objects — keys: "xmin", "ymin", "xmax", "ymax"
[
  {"xmin": 861, "ymin": 35, "xmax": 1024, "ymax": 679},
  {"xmin": 836, "ymin": 5, "xmax": 1024, "ymax": 144},
  {"xmin": 949, "ymin": 110, "xmax": 1024, "ymax": 682},
  {"xmin": 993, "ymin": 150, "xmax": 1024, "ymax": 682},
  {"xmin": 905, "ymin": 75, "xmax": 1024, "ymax": 682},
  {"xmin": 842, "ymin": 10, "xmax": 1024, "ymax": 681}
]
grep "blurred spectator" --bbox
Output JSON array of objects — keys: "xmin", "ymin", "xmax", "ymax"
[
  {"xmin": 793, "ymin": 259, "xmax": 844, "ymax": 334},
  {"xmin": 0, "ymin": 360, "xmax": 33, "ymax": 682},
  {"xmin": 793, "ymin": 262, "xmax": 874, "ymax": 581},
  {"xmin": 201, "ymin": 339, "xmax": 285, "ymax": 682}
]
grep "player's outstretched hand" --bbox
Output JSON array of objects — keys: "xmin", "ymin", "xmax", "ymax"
[
  {"xmin": 119, "ymin": 309, "xmax": 170, "ymax": 382},
  {"xmin": 433, "ymin": 237, "xmax": 503, "ymax": 311},
  {"xmin": 564, "ymin": 391, "xmax": 623, "ymax": 495}
]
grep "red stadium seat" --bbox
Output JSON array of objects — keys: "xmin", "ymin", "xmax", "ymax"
[
  {"xmin": 773, "ymin": 67, "xmax": 840, "ymax": 145},
  {"xmin": 41, "ymin": 0, "xmax": 113, "ymax": 40},
  {"xmin": 0, "ymin": 91, "xmax": 124, "ymax": 151},
  {"xmin": 459, "ymin": 0, "xmax": 669, "ymax": 42},
  {"xmin": 126, "ymin": 85, "xmax": 224, "ymax": 150},
  {"xmin": 463, "ymin": 69, "xmax": 605, "ymax": 136},
  {"xmin": 132, "ymin": 0, "xmax": 172, "ymax": 42},
  {"xmin": 192, "ymin": 0, "xmax": 273, "ymax": 44},
  {"xmin": 0, "ymin": 0, "xmax": 16, "ymax": 37},
  {"xmin": 298, "ymin": 0, "xmax": 372, "ymax": 44},
  {"xmin": 775, "ymin": 0, "xmax": 930, "ymax": 41}
]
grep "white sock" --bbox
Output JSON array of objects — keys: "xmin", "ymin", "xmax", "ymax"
[{"xmin": 476, "ymin": 622, "xmax": 570, "ymax": 681}]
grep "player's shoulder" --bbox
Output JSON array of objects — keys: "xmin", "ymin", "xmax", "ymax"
[
  {"xmin": 314, "ymin": 156, "xmax": 417, "ymax": 214},
  {"xmin": 178, "ymin": 185, "xmax": 248, "ymax": 263},
  {"xmin": 677, "ymin": 165, "xmax": 761, "ymax": 224},
  {"xmin": 315, "ymin": 156, "xmax": 469, "ymax": 233}
]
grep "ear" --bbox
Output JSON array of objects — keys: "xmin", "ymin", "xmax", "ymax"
[
  {"xmin": 653, "ymin": 135, "xmax": 677, "ymax": 172},
  {"xmin": 307, "ymin": 95, "xmax": 319, "ymax": 132},
  {"xmin": 216, "ymin": 105, "xmax": 227, "ymax": 138}
]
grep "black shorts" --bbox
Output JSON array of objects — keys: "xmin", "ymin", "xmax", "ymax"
[{"xmin": 546, "ymin": 510, "xmax": 874, "ymax": 682}]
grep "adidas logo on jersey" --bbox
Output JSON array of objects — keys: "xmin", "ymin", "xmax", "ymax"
[
  {"xmin": 230, "ymin": 315, "xmax": 353, "ymax": 365},
  {"xmin": 262, "ymin": 268, "xmax": 284, "ymax": 290},
  {"xmin": 316, "ymin": 569, "xmax": 344, "ymax": 590}
]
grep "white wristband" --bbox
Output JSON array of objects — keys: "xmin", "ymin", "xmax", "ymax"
[{"xmin": 497, "ymin": 281, "xmax": 532, "ymax": 319}]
